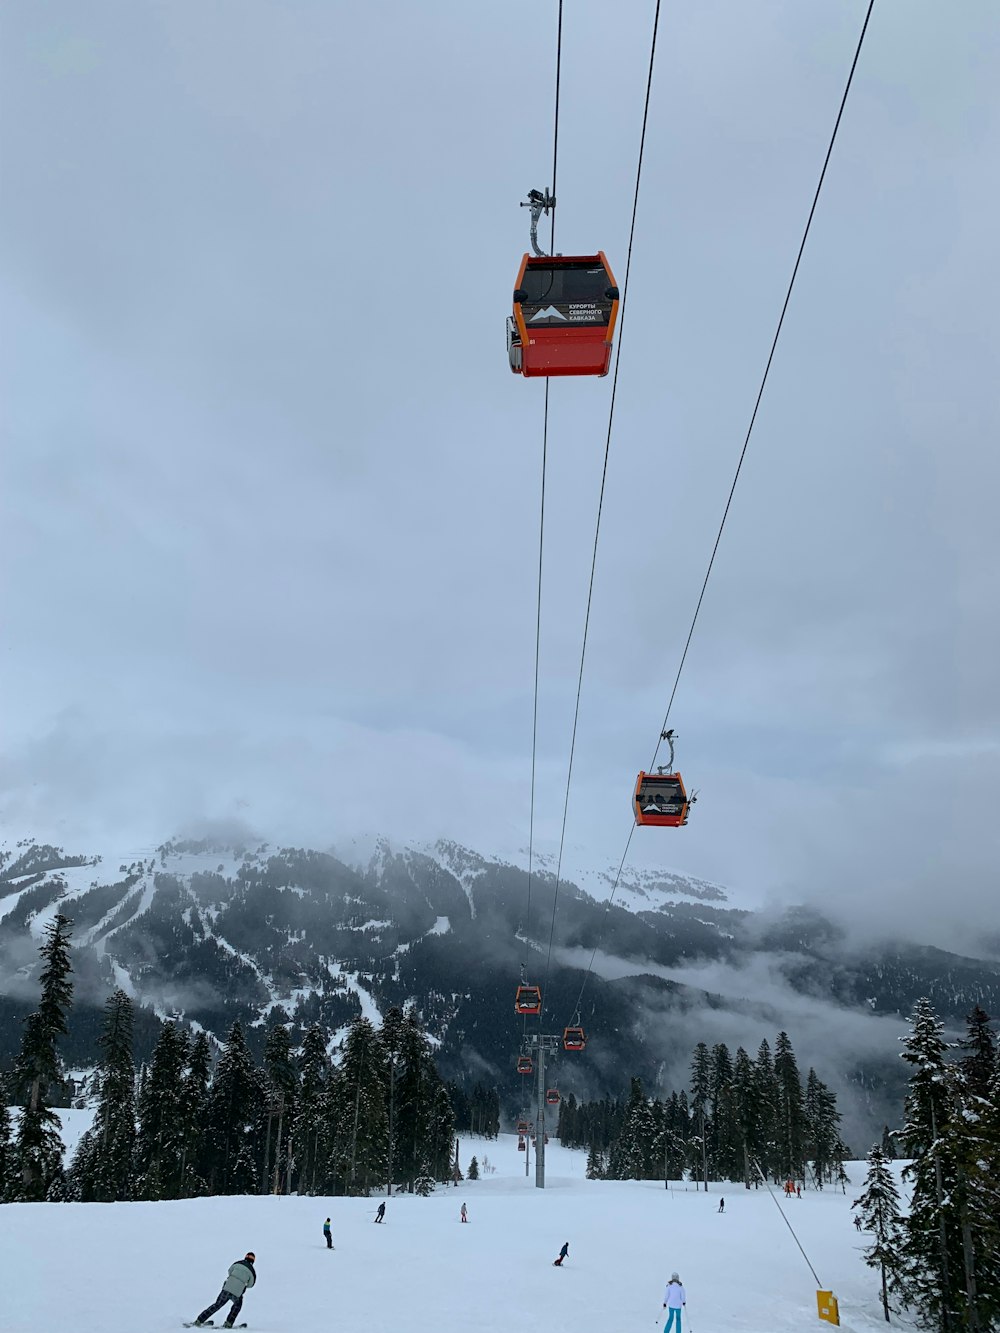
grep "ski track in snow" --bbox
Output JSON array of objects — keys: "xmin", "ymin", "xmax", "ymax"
[{"xmin": 2, "ymin": 1135, "xmax": 908, "ymax": 1333}]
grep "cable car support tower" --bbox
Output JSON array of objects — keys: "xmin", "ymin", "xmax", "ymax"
[{"xmin": 525, "ymin": 1032, "xmax": 563, "ymax": 1188}]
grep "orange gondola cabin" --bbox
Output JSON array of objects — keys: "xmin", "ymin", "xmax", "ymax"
[
  {"xmin": 515, "ymin": 984, "xmax": 542, "ymax": 1016},
  {"xmin": 508, "ymin": 253, "xmax": 619, "ymax": 378},
  {"xmin": 517, "ymin": 1055, "xmax": 534, "ymax": 1075},
  {"xmin": 634, "ymin": 770, "xmax": 692, "ymax": 828},
  {"xmin": 563, "ymin": 1026, "xmax": 586, "ymax": 1052}
]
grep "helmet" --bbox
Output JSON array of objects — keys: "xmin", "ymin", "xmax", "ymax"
[{"xmin": 246, "ymin": 1253, "xmax": 256, "ymax": 1262}]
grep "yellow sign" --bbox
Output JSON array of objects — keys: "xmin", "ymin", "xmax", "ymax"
[{"xmin": 816, "ymin": 1291, "xmax": 840, "ymax": 1326}]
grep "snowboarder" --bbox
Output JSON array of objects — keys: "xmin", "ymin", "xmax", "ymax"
[
  {"xmin": 375, "ymin": 1201, "xmax": 386, "ymax": 1223},
  {"xmin": 323, "ymin": 1217, "xmax": 333, "ymax": 1249},
  {"xmin": 662, "ymin": 1272, "xmax": 686, "ymax": 1333},
  {"xmin": 460, "ymin": 1202, "xmax": 468, "ymax": 1223},
  {"xmin": 553, "ymin": 1241, "xmax": 569, "ymax": 1267},
  {"xmin": 718, "ymin": 1197, "xmax": 725, "ymax": 1213},
  {"xmin": 192, "ymin": 1253, "xmax": 256, "ymax": 1328}
]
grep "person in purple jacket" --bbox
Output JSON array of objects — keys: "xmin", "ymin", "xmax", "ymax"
[{"xmin": 662, "ymin": 1272, "xmax": 686, "ymax": 1333}]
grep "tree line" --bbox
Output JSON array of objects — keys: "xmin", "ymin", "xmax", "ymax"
[
  {"xmin": 0, "ymin": 914, "xmax": 494, "ymax": 1203},
  {"xmin": 560, "ymin": 1031, "xmax": 848, "ymax": 1189},
  {"xmin": 852, "ymin": 999, "xmax": 999, "ymax": 1330}
]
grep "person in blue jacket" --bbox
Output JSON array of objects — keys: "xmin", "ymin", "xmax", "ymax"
[
  {"xmin": 193, "ymin": 1253, "xmax": 256, "ymax": 1328},
  {"xmin": 323, "ymin": 1218, "xmax": 333, "ymax": 1248},
  {"xmin": 662, "ymin": 1272, "xmax": 686, "ymax": 1333}
]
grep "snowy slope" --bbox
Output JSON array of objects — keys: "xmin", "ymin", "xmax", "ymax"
[{"xmin": 2, "ymin": 1137, "xmax": 905, "ymax": 1333}]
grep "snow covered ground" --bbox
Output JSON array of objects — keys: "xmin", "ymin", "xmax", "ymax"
[{"xmin": 2, "ymin": 1136, "xmax": 907, "ymax": 1333}]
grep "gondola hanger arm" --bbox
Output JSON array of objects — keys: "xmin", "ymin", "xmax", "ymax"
[{"xmin": 521, "ymin": 187, "xmax": 556, "ymax": 258}]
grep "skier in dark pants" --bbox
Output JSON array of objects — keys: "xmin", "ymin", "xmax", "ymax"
[
  {"xmin": 718, "ymin": 1197, "xmax": 725, "ymax": 1213},
  {"xmin": 553, "ymin": 1241, "xmax": 569, "ymax": 1267},
  {"xmin": 323, "ymin": 1218, "xmax": 333, "ymax": 1248},
  {"xmin": 193, "ymin": 1253, "xmax": 256, "ymax": 1327},
  {"xmin": 375, "ymin": 1201, "xmax": 386, "ymax": 1223}
]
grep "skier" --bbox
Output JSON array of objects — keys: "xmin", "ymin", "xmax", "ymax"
[
  {"xmin": 192, "ymin": 1253, "xmax": 256, "ymax": 1328},
  {"xmin": 718, "ymin": 1197, "xmax": 725, "ymax": 1213},
  {"xmin": 796, "ymin": 1184, "xmax": 801, "ymax": 1198},
  {"xmin": 662, "ymin": 1272, "xmax": 686, "ymax": 1333},
  {"xmin": 460, "ymin": 1202, "xmax": 468, "ymax": 1223},
  {"xmin": 375, "ymin": 1201, "xmax": 386, "ymax": 1223},
  {"xmin": 323, "ymin": 1217, "xmax": 333, "ymax": 1249},
  {"xmin": 854, "ymin": 1214, "xmax": 863, "ymax": 1231},
  {"xmin": 553, "ymin": 1241, "xmax": 569, "ymax": 1267}
]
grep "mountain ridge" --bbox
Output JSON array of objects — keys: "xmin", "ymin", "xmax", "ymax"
[{"xmin": 2, "ymin": 833, "xmax": 998, "ymax": 1150}]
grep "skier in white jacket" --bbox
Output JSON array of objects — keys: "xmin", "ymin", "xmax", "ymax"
[{"xmin": 662, "ymin": 1273, "xmax": 686, "ymax": 1333}]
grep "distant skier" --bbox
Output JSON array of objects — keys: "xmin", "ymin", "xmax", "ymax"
[
  {"xmin": 854, "ymin": 1215, "xmax": 863, "ymax": 1231},
  {"xmin": 796, "ymin": 1184, "xmax": 801, "ymax": 1198},
  {"xmin": 323, "ymin": 1217, "xmax": 333, "ymax": 1249},
  {"xmin": 192, "ymin": 1252, "xmax": 256, "ymax": 1328},
  {"xmin": 553, "ymin": 1241, "xmax": 569, "ymax": 1267},
  {"xmin": 662, "ymin": 1272, "xmax": 686, "ymax": 1333},
  {"xmin": 460, "ymin": 1202, "xmax": 468, "ymax": 1223},
  {"xmin": 375, "ymin": 1201, "xmax": 386, "ymax": 1223},
  {"xmin": 718, "ymin": 1197, "xmax": 725, "ymax": 1213}
]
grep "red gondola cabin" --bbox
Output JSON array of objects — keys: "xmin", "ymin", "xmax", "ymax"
[
  {"xmin": 546, "ymin": 1089, "xmax": 560, "ymax": 1106},
  {"xmin": 517, "ymin": 1055, "xmax": 533, "ymax": 1075},
  {"xmin": 563, "ymin": 1027, "xmax": 586, "ymax": 1052},
  {"xmin": 508, "ymin": 254, "xmax": 619, "ymax": 378},
  {"xmin": 633, "ymin": 771, "xmax": 692, "ymax": 827},
  {"xmin": 516, "ymin": 1119, "xmax": 531, "ymax": 1135},
  {"xmin": 515, "ymin": 984, "xmax": 542, "ymax": 1015}
]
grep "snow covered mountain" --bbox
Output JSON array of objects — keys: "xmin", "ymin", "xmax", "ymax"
[{"xmin": 2, "ymin": 834, "xmax": 999, "ymax": 1147}]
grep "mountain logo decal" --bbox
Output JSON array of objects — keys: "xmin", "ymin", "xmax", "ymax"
[{"xmin": 529, "ymin": 306, "xmax": 567, "ymax": 322}]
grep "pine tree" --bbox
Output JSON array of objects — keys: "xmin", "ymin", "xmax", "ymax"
[
  {"xmin": 898, "ymin": 997, "xmax": 962, "ymax": 1329},
  {"xmin": 709, "ymin": 1043, "xmax": 741, "ymax": 1182},
  {"xmin": 585, "ymin": 1142, "xmax": 605, "ymax": 1180},
  {"xmin": 262, "ymin": 1023, "xmax": 298, "ymax": 1194},
  {"xmin": 72, "ymin": 989, "xmax": 136, "ymax": 1201},
  {"xmin": 753, "ymin": 1039, "xmax": 780, "ymax": 1181},
  {"xmin": 609, "ymin": 1078, "xmax": 656, "ymax": 1180},
  {"xmin": 940, "ymin": 1066, "xmax": 1000, "ymax": 1332},
  {"xmin": 178, "ymin": 1030, "xmax": 211, "ymax": 1197},
  {"xmin": 11, "ymin": 912, "xmax": 74, "ymax": 1200},
  {"xmin": 805, "ymin": 1068, "xmax": 842, "ymax": 1188},
  {"xmin": 204, "ymin": 1022, "xmax": 264, "ymax": 1195},
  {"xmin": 390, "ymin": 1012, "xmax": 443, "ymax": 1193},
  {"xmin": 135, "ymin": 1023, "xmax": 189, "ymax": 1199},
  {"xmin": 853, "ymin": 1144, "xmax": 906, "ymax": 1322},
  {"xmin": 958, "ymin": 1004, "xmax": 996, "ymax": 1102},
  {"xmin": 689, "ymin": 1042, "xmax": 711, "ymax": 1189},
  {"xmin": 731, "ymin": 1046, "xmax": 758, "ymax": 1188},
  {"xmin": 467, "ymin": 1154, "xmax": 480, "ymax": 1181},
  {"xmin": 773, "ymin": 1031, "xmax": 806, "ymax": 1182},
  {"xmin": 0, "ymin": 1075, "xmax": 13, "ymax": 1202},
  {"xmin": 296, "ymin": 1024, "xmax": 329, "ymax": 1195}
]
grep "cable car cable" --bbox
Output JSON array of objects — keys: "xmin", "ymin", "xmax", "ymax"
[
  {"xmin": 566, "ymin": 0, "xmax": 877, "ymax": 1028},
  {"xmin": 537, "ymin": 0, "xmax": 663, "ymax": 1023},
  {"xmin": 521, "ymin": 0, "xmax": 563, "ymax": 1047}
]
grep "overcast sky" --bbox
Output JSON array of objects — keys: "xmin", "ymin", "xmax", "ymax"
[{"xmin": 2, "ymin": 1, "xmax": 998, "ymax": 956}]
